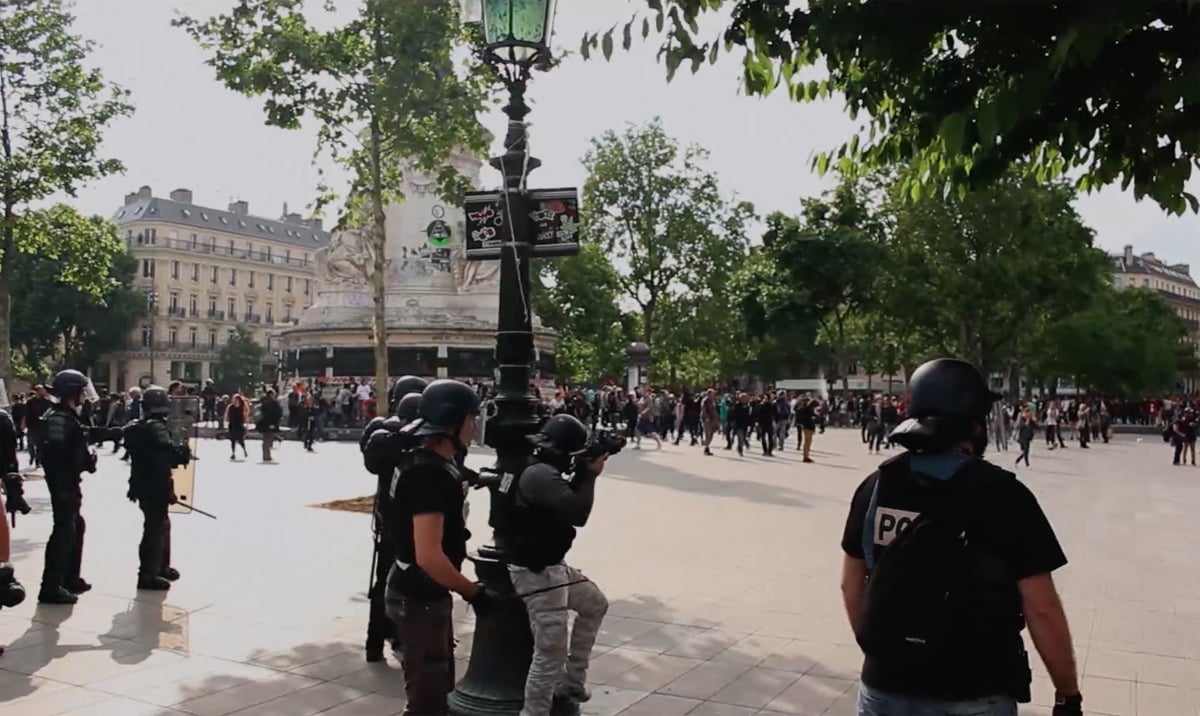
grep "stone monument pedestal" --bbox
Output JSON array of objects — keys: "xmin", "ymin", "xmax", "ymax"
[{"xmin": 279, "ymin": 152, "xmax": 558, "ymax": 384}]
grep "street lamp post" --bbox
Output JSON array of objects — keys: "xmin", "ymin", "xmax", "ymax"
[
  {"xmin": 147, "ymin": 291, "xmax": 159, "ymax": 385},
  {"xmin": 450, "ymin": 1, "xmax": 568, "ymax": 714}
]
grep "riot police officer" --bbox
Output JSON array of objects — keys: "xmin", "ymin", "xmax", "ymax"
[
  {"xmin": 38, "ymin": 369, "xmax": 99, "ymax": 604},
  {"xmin": 360, "ymin": 374, "xmax": 427, "ymax": 663},
  {"xmin": 384, "ymin": 379, "xmax": 496, "ymax": 713},
  {"xmin": 839, "ymin": 359, "xmax": 1083, "ymax": 716},
  {"xmin": 506, "ymin": 414, "xmax": 609, "ymax": 716},
  {"xmin": 123, "ymin": 385, "xmax": 187, "ymax": 591}
]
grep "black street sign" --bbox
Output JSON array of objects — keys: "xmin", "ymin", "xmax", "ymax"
[{"xmin": 463, "ymin": 187, "xmax": 581, "ymax": 260}]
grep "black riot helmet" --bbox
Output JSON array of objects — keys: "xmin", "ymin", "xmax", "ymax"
[
  {"xmin": 50, "ymin": 369, "xmax": 96, "ymax": 404},
  {"xmin": 889, "ymin": 358, "xmax": 1000, "ymax": 453},
  {"xmin": 414, "ymin": 380, "xmax": 480, "ymax": 438},
  {"xmin": 390, "ymin": 375, "xmax": 427, "ymax": 410},
  {"xmin": 529, "ymin": 414, "xmax": 591, "ymax": 458},
  {"xmin": 142, "ymin": 385, "xmax": 171, "ymax": 417},
  {"xmin": 395, "ymin": 392, "xmax": 422, "ymax": 422}
]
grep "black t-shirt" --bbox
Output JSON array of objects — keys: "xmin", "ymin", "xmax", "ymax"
[
  {"xmin": 795, "ymin": 403, "xmax": 815, "ymax": 430},
  {"xmin": 389, "ymin": 451, "xmax": 468, "ymax": 599},
  {"xmin": 840, "ymin": 456, "xmax": 1067, "ymax": 698}
]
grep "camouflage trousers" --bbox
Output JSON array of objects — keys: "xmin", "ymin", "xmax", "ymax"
[{"xmin": 509, "ymin": 563, "xmax": 608, "ymax": 716}]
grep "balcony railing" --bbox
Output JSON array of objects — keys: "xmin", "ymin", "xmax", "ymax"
[
  {"xmin": 167, "ymin": 307, "xmax": 187, "ymax": 318},
  {"xmin": 189, "ymin": 309, "xmax": 201, "ymax": 318},
  {"xmin": 206, "ymin": 309, "xmax": 226, "ymax": 320},
  {"xmin": 128, "ymin": 236, "xmax": 313, "ymax": 269},
  {"xmin": 244, "ymin": 313, "xmax": 262, "ymax": 324},
  {"xmin": 133, "ymin": 341, "xmax": 221, "ymax": 355}
]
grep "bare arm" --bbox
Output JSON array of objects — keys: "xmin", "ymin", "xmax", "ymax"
[
  {"xmin": 840, "ymin": 555, "xmax": 869, "ymax": 634},
  {"xmin": 412, "ymin": 513, "xmax": 479, "ymax": 599},
  {"xmin": 1019, "ymin": 572, "xmax": 1080, "ymax": 696}
]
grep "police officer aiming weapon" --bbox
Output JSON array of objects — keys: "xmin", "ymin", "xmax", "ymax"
[
  {"xmin": 37, "ymin": 369, "xmax": 100, "ymax": 605},
  {"xmin": 501, "ymin": 413, "xmax": 615, "ymax": 715},
  {"xmin": 123, "ymin": 385, "xmax": 188, "ymax": 591},
  {"xmin": 359, "ymin": 375, "xmax": 426, "ymax": 663}
]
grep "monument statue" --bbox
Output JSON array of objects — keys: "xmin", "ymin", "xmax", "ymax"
[
  {"xmin": 316, "ymin": 227, "xmax": 376, "ymax": 287},
  {"xmin": 452, "ymin": 244, "xmax": 501, "ymax": 292}
]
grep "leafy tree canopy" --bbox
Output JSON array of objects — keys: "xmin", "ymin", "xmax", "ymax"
[
  {"xmin": 584, "ymin": 0, "xmax": 1200, "ymax": 214},
  {"xmin": 9, "ymin": 209, "xmax": 143, "ymax": 376},
  {"xmin": 0, "ymin": 0, "xmax": 133, "ymax": 383},
  {"xmin": 214, "ymin": 326, "xmax": 266, "ymax": 394}
]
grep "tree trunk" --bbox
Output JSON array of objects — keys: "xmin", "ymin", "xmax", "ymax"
[
  {"xmin": 0, "ymin": 207, "xmax": 12, "ymax": 387},
  {"xmin": 369, "ymin": 118, "xmax": 389, "ymax": 403}
]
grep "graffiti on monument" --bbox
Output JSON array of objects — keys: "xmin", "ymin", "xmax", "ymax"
[{"xmin": 391, "ymin": 244, "xmax": 453, "ymax": 282}]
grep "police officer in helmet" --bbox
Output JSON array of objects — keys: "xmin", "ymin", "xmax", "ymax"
[
  {"xmin": 508, "ymin": 413, "xmax": 610, "ymax": 716},
  {"xmin": 839, "ymin": 359, "xmax": 1082, "ymax": 716},
  {"xmin": 383, "ymin": 379, "xmax": 497, "ymax": 712},
  {"xmin": 38, "ymin": 369, "xmax": 100, "ymax": 604},
  {"xmin": 360, "ymin": 375, "xmax": 427, "ymax": 663},
  {"xmin": 123, "ymin": 385, "xmax": 187, "ymax": 591}
]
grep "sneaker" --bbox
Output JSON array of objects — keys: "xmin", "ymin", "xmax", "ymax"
[
  {"xmin": 137, "ymin": 577, "xmax": 171, "ymax": 591},
  {"xmin": 68, "ymin": 579, "xmax": 92, "ymax": 594},
  {"xmin": 559, "ymin": 685, "xmax": 592, "ymax": 702}
]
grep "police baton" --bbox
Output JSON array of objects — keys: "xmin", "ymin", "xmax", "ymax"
[{"xmin": 175, "ymin": 500, "xmax": 217, "ymax": 519}]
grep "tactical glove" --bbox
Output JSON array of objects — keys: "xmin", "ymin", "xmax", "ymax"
[
  {"xmin": 2, "ymin": 474, "xmax": 32, "ymax": 518},
  {"xmin": 0, "ymin": 564, "xmax": 26, "ymax": 608},
  {"xmin": 1052, "ymin": 693, "xmax": 1082, "ymax": 716},
  {"xmin": 466, "ymin": 585, "xmax": 505, "ymax": 617}
]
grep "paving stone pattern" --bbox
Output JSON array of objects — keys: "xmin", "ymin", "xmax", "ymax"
[{"xmin": 1, "ymin": 429, "xmax": 1197, "ymax": 715}]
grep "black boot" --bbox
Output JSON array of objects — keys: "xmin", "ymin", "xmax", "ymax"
[
  {"xmin": 68, "ymin": 579, "xmax": 92, "ymax": 594},
  {"xmin": 137, "ymin": 576, "xmax": 171, "ymax": 591},
  {"xmin": 365, "ymin": 639, "xmax": 385, "ymax": 663},
  {"xmin": 38, "ymin": 587, "xmax": 78, "ymax": 605}
]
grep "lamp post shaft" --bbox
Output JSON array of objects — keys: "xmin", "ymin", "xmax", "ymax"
[{"xmin": 449, "ymin": 79, "xmax": 547, "ymax": 716}]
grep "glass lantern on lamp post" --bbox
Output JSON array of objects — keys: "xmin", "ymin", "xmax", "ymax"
[{"xmin": 449, "ymin": 3, "xmax": 561, "ymax": 714}]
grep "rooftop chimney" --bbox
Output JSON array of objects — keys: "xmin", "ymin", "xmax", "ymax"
[
  {"xmin": 283, "ymin": 212, "xmax": 303, "ymax": 224},
  {"xmin": 1173, "ymin": 263, "xmax": 1191, "ymax": 275},
  {"xmin": 304, "ymin": 217, "xmax": 324, "ymax": 232},
  {"xmin": 124, "ymin": 192, "xmax": 139, "ymax": 206},
  {"xmin": 137, "ymin": 185, "xmax": 152, "ymax": 200},
  {"xmin": 1124, "ymin": 245, "xmax": 1133, "ymax": 264},
  {"xmin": 229, "ymin": 200, "xmax": 249, "ymax": 215},
  {"xmin": 169, "ymin": 188, "xmax": 193, "ymax": 204},
  {"xmin": 1142, "ymin": 251, "xmax": 1157, "ymax": 263}
]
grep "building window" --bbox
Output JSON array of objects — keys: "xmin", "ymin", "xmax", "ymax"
[
  {"xmin": 285, "ymin": 249, "xmax": 291, "ymax": 262},
  {"xmin": 188, "ymin": 295, "xmax": 198, "ymax": 315},
  {"xmin": 211, "ymin": 266, "xmax": 219, "ymax": 284},
  {"xmin": 191, "ymin": 263, "xmax": 199, "ymax": 281},
  {"xmin": 142, "ymin": 259, "xmax": 155, "ymax": 278},
  {"xmin": 304, "ymin": 279, "xmax": 310, "ymax": 296},
  {"xmin": 146, "ymin": 229, "xmax": 157, "ymax": 244},
  {"xmin": 228, "ymin": 328, "xmax": 236, "ymax": 341},
  {"xmin": 266, "ymin": 246, "xmax": 272, "ymax": 262},
  {"xmin": 190, "ymin": 233, "xmax": 198, "ymax": 248},
  {"xmin": 265, "ymin": 303, "xmax": 273, "ymax": 323},
  {"xmin": 246, "ymin": 298, "xmax": 255, "ymax": 320},
  {"xmin": 285, "ymin": 276, "xmax": 292, "ymax": 293},
  {"xmin": 141, "ymin": 325, "xmax": 151, "ymax": 347},
  {"xmin": 208, "ymin": 296, "xmax": 217, "ymax": 314},
  {"xmin": 228, "ymin": 239, "xmax": 235, "ymax": 254},
  {"xmin": 227, "ymin": 298, "xmax": 236, "ymax": 316},
  {"xmin": 168, "ymin": 292, "xmax": 179, "ymax": 312},
  {"xmin": 284, "ymin": 304, "xmax": 293, "ymax": 322},
  {"xmin": 170, "ymin": 260, "xmax": 180, "ymax": 279},
  {"xmin": 189, "ymin": 327, "xmax": 197, "ymax": 347},
  {"xmin": 230, "ymin": 268, "xmax": 237, "ymax": 286},
  {"xmin": 248, "ymin": 270, "xmax": 255, "ymax": 288},
  {"xmin": 209, "ymin": 329, "xmax": 217, "ymax": 347},
  {"xmin": 267, "ymin": 274, "xmax": 274, "ymax": 290},
  {"xmin": 168, "ymin": 326, "xmax": 177, "ymax": 346}
]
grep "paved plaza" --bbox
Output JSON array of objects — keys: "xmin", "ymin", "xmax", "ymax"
[{"xmin": 0, "ymin": 428, "xmax": 1197, "ymax": 715}]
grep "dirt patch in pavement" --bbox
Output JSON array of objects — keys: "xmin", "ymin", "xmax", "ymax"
[{"xmin": 313, "ymin": 495, "xmax": 374, "ymax": 513}]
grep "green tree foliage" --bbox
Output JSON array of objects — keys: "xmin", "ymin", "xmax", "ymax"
[
  {"xmin": 584, "ymin": 1, "xmax": 1200, "ymax": 214},
  {"xmin": 881, "ymin": 176, "xmax": 1108, "ymax": 376},
  {"xmin": 531, "ymin": 243, "xmax": 630, "ymax": 384},
  {"xmin": 8, "ymin": 209, "xmax": 143, "ymax": 375},
  {"xmin": 214, "ymin": 326, "xmax": 266, "ymax": 394},
  {"xmin": 1031, "ymin": 287, "xmax": 1189, "ymax": 396},
  {"xmin": 177, "ymin": 0, "xmax": 493, "ymax": 394},
  {"xmin": 0, "ymin": 0, "xmax": 134, "ymax": 384},
  {"xmin": 737, "ymin": 181, "xmax": 884, "ymax": 391},
  {"xmin": 581, "ymin": 118, "xmax": 754, "ymax": 350}
]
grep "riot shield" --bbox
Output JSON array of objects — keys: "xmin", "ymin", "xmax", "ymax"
[{"xmin": 167, "ymin": 396, "xmax": 201, "ymax": 515}]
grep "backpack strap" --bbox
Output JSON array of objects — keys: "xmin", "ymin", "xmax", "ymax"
[{"xmin": 862, "ymin": 453, "xmax": 910, "ymax": 572}]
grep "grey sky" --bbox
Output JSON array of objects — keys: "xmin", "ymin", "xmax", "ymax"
[{"xmin": 70, "ymin": 0, "xmax": 1199, "ymax": 270}]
